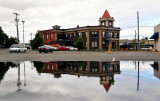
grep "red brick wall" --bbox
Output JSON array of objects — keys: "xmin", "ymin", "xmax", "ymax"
[{"xmin": 40, "ymin": 30, "xmax": 57, "ymax": 45}]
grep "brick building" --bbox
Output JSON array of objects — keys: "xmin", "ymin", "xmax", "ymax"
[{"xmin": 40, "ymin": 9, "xmax": 120, "ymax": 50}]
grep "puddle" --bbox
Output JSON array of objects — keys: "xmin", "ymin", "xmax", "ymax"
[{"xmin": 0, "ymin": 61, "xmax": 159, "ymax": 101}]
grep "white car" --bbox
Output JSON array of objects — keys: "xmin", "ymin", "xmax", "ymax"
[
  {"xmin": 66, "ymin": 46, "xmax": 78, "ymax": 51},
  {"xmin": 9, "ymin": 44, "xmax": 27, "ymax": 53}
]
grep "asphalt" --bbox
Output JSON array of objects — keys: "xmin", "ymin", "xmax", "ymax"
[{"xmin": 0, "ymin": 48, "xmax": 160, "ymax": 62}]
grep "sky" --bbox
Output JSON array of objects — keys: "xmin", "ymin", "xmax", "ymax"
[{"xmin": 0, "ymin": 0, "xmax": 160, "ymax": 43}]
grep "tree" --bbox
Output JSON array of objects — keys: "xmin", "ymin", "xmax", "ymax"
[
  {"xmin": 5, "ymin": 37, "xmax": 18, "ymax": 48},
  {"xmin": 75, "ymin": 36, "xmax": 85, "ymax": 50},
  {"xmin": 0, "ymin": 26, "xmax": 8, "ymax": 45},
  {"xmin": 33, "ymin": 62, "xmax": 45, "ymax": 74},
  {"xmin": 31, "ymin": 31, "xmax": 44, "ymax": 50}
]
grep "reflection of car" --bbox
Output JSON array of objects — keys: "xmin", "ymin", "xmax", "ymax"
[
  {"xmin": 66, "ymin": 46, "xmax": 78, "ymax": 51},
  {"xmin": 141, "ymin": 47, "xmax": 152, "ymax": 51},
  {"xmin": 9, "ymin": 44, "xmax": 27, "ymax": 53},
  {"xmin": 58, "ymin": 46, "xmax": 70, "ymax": 51},
  {"xmin": 38, "ymin": 45, "xmax": 54, "ymax": 53}
]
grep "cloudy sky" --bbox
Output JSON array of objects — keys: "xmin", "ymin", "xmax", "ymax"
[{"xmin": 0, "ymin": 0, "xmax": 160, "ymax": 43}]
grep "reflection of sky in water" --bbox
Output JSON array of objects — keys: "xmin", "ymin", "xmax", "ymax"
[{"xmin": 0, "ymin": 61, "xmax": 160, "ymax": 101}]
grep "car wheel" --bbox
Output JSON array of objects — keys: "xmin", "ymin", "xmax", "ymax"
[
  {"xmin": 10, "ymin": 51, "xmax": 12, "ymax": 53},
  {"xmin": 23, "ymin": 50, "xmax": 26, "ymax": 53},
  {"xmin": 51, "ymin": 51, "xmax": 53, "ymax": 53},
  {"xmin": 18, "ymin": 50, "xmax": 20, "ymax": 53},
  {"xmin": 39, "ymin": 51, "xmax": 41, "ymax": 53}
]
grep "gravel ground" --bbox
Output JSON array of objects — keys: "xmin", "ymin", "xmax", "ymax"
[{"xmin": 0, "ymin": 48, "xmax": 160, "ymax": 62}]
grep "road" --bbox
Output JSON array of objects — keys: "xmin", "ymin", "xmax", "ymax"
[{"xmin": 0, "ymin": 49, "xmax": 160, "ymax": 62}]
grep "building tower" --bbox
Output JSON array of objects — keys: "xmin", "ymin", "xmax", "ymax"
[{"xmin": 99, "ymin": 9, "xmax": 114, "ymax": 27}]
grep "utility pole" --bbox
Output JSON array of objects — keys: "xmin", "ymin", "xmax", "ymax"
[
  {"xmin": 137, "ymin": 11, "xmax": 140, "ymax": 50},
  {"xmin": 13, "ymin": 13, "xmax": 20, "ymax": 43},
  {"xmin": 135, "ymin": 30, "xmax": 137, "ymax": 50},
  {"xmin": 22, "ymin": 21, "xmax": 25, "ymax": 47}
]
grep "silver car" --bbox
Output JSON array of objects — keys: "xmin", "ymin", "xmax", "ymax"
[{"xmin": 9, "ymin": 44, "xmax": 27, "ymax": 53}]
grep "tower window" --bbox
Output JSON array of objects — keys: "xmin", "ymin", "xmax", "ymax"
[{"xmin": 102, "ymin": 22, "xmax": 105, "ymax": 26}]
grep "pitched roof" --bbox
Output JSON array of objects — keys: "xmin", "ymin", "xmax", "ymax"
[
  {"xmin": 102, "ymin": 9, "xmax": 112, "ymax": 19},
  {"xmin": 103, "ymin": 83, "xmax": 111, "ymax": 92}
]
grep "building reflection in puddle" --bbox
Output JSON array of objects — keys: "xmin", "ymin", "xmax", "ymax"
[
  {"xmin": 151, "ymin": 62, "xmax": 160, "ymax": 79},
  {"xmin": 38, "ymin": 61, "xmax": 121, "ymax": 92},
  {"xmin": 0, "ymin": 61, "xmax": 160, "ymax": 101}
]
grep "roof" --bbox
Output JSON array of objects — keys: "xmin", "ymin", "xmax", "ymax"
[
  {"xmin": 150, "ymin": 32, "xmax": 159, "ymax": 39},
  {"xmin": 102, "ymin": 9, "xmax": 112, "ymax": 19},
  {"xmin": 103, "ymin": 83, "xmax": 111, "ymax": 92}
]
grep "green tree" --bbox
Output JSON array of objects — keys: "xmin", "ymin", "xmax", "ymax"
[
  {"xmin": 33, "ymin": 62, "xmax": 45, "ymax": 74},
  {"xmin": 0, "ymin": 26, "xmax": 8, "ymax": 45},
  {"xmin": 5, "ymin": 37, "xmax": 18, "ymax": 48},
  {"xmin": 75, "ymin": 36, "xmax": 85, "ymax": 50},
  {"xmin": 31, "ymin": 31, "xmax": 44, "ymax": 50}
]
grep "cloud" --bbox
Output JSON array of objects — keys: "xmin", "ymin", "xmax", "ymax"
[{"xmin": 0, "ymin": 0, "xmax": 160, "ymax": 42}]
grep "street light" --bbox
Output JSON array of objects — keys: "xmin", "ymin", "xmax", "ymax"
[
  {"xmin": 13, "ymin": 13, "xmax": 20, "ymax": 43},
  {"xmin": 22, "ymin": 20, "xmax": 25, "ymax": 47}
]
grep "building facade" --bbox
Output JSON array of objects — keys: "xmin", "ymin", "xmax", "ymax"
[
  {"xmin": 150, "ymin": 24, "xmax": 160, "ymax": 51},
  {"xmin": 40, "ymin": 10, "xmax": 120, "ymax": 50}
]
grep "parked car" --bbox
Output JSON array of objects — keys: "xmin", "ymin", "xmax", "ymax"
[
  {"xmin": 58, "ymin": 46, "xmax": 70, "ymax": 51},
  {"xmin": 52, "ymin": 46, "xmax": 59, "ymax": 51},
  {"xmin": 66, "ymin": 46, "xmax": 78, "ymax": 51},
  {"xmin": 38, "ymin": 45, "xmax": 54, "ymax": 53},
  {"xmin": 9, "ymin": 44, "xmax": 27, "ymax": 53}
]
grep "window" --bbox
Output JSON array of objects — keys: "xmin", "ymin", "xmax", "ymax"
[
  {"xmin": 51, "ymin": 65, "xmax": 54, "ymax": 70},
  {"xmin": 102, "ymin": 32, "xmax": 106, "ymax": 38},
  {"xmin": 115, "ymin": 32, "xmax": 118, "ymax": 38},
  {"xmin": 51, "ymin": 34, "xmax": 53, "ymax": 40},
  {"xmin": 74, "ymin": 33, "xmax": 76, "ymax": 37},
  {"xmin": 79, "ymin": 32, "xmax": 82, "ymax": 37},
  {"xmin": 109, "ymin": 21, "xmax": 112, "ymax": 26},
  {"xmin": 46, "ymin": 35, "xmax": 48, "ymax": 40},
  {"xmin": 95, "ymin": 42, "xmax": 97, "ymax": 47},
  {"xmin": 110, "ymin": 32, "xmax": 112, "ymax": 38},
  {"xmin": 66, "ymin": 34, "xmax": 68, "ymax": 38},
  {"xmin": 91, "ymin": 31, "xmax": 98, "ymax": 37},
  {"xmin": 70, "ymin": 34, "xmax": 72, "ymax": 38},
  {"xmin": 103, "ymin": 41, "xmax": 105, "ymax": 46},
  {"xmin": 103, "ymin": 65, "xmax": 106, "ymax": 72},
  {"xmin": 102, "ymin": 22, "xmax": 105, "ymax": 26},
  {"xmin": 43, "ymin": 35, "xmax": 44, "ymax": 39},
  {"xmin": 86, "ymin": 42, "xmax": 87, "ymax": 47},
  {"xmin": 92, "ymin": 42, "xmax": 94, "ymax": 47},
  {"xmin": 85, "ymin": 32, "xmax": 87, "ymax": 37}
]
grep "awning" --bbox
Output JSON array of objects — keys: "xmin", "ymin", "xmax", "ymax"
[{"xmin": 150, "ymin": 32, "xmax": 159, "ymax": 39}]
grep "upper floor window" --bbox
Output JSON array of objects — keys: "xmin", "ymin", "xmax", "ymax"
[
  {"xmin": 51, "ymin": 34, "xmax": 53, "ymax": 40},
  {"xmin": 102, "ymin": 32, "xmax": 106, "ymax": 38},
  {"xmin": 46, "ymin": 35, "xmax": 48, "ymax": 40},
  {"xmin": 66, "ymin": 34, "xmax": 68, "ymax": 38},
  {"xmin": 91, "ymin": 31, "xmax": 98, "ymax": 37},
  {"xmin": 79, "ymin": 32, "xmax": 82, "ymax": 37},
  {"xmin": 85, "ymin": 32, "xmax": 87, "ymax": 37},
  {"xmin": 70, "ymin": 34, "xmax": 72, "ymax": 38}
]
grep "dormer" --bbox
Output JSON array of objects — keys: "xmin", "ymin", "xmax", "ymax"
[{"xmin": 99, "ymin": 9, "xmax": 114, "ymax": 27}]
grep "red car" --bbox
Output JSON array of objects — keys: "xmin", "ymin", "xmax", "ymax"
[{"xmin": 58, "ymin": 46, "xmax": 70, "ymax": 51}]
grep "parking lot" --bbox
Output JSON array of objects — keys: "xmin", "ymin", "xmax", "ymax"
[{"xmin": 0, "ymin": 48, "xmax": 160, "ymax": 62}]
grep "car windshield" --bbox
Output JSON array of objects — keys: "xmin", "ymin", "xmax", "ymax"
[{"xmin": 11, "ymin": 45, "xmax": 20, "ymax": 48}]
